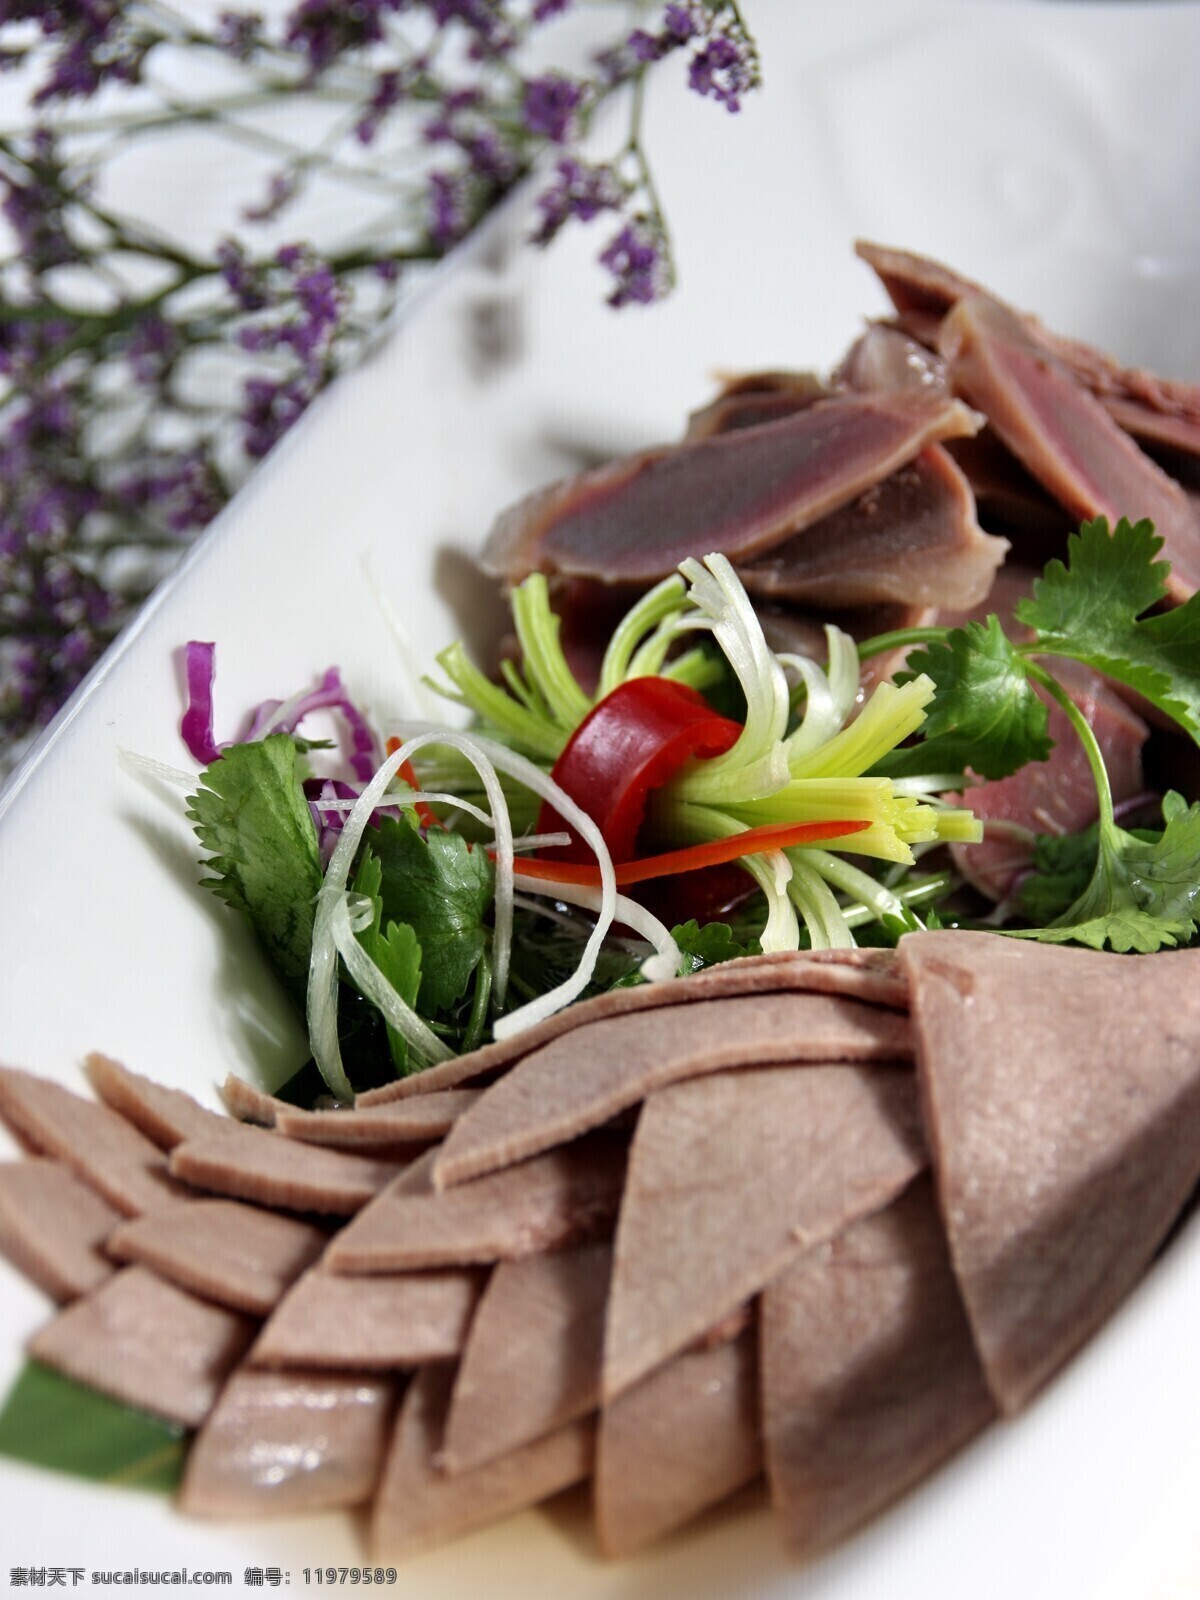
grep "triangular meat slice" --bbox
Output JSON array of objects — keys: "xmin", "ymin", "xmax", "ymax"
[
  {"xmin": 442, "ymin": 1241, "xmax": 611, "ymax": 1473},
  {"xmin": 901, "ymin": 930, "xmax": 1200, "ymax": 1411},
  {"xmin": 251, "ymin": 1267, "xmax": 484, "ymax": 1368},
  {"xmin": 595, "ymin": 1318, "xmax": 761, "ymax": 1558},
  {"xmin": 29, "ymin": 1265, "xmax": 256, "ymax": 1429},
  {"xmin": 327, "ymin": 1134, "xmax": 626, "ymax": 1273},
  {"xmin": 84, "ymin": 1053, "xmax": 230, "ymax": 1148},
  {"xmin": 0, "ymin": 1159, "xmax": 120, "ymax": 1302},
  {"xmin": 180, "ymin": 1368, "xmax": 398, "ymax": 1518},
  {"xmin": 761, "ymin": 1177, "xmax": 994, "ymax": 1557},
  {"xmin": 168, "ymin": 1123, "xmax": 403, "ymax": 1215},
  {"xmin": 0, "ymin": 1066, "xmax": 185, "ymax": 1215},
  {"xmin": 356, "ymin": 948, "xmax": 908, "ymax": 1107},
  {"xmin": 107, "ymin": 1198, "xmax": 327, "ymax": 1316},
  {"xmin": 369, "ymin": 1363, "xmax": 593, "ymax": 1562},
  {"xmin": 602, "ymin": 1064, "xmax": 925, "ymax": 1400},
  {"xmin": 434, "ymin": 993, "xmax": 912, "ymax": 1189}
]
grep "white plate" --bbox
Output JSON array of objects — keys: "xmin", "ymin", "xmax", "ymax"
[{"xmin": 3, "ymin": 1, "xmax": 1200, "ymax": 1593}]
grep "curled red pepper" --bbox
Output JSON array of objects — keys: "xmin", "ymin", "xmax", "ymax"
[{"xmin": 536, "ymin": 677, "xmax": 743, "ymax": 863}]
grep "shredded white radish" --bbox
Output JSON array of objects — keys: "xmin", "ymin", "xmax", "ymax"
[{"xmin": 118, "ymin": 748, "xmax": 197, "ymax": 789}]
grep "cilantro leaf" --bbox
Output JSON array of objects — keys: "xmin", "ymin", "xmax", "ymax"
[
  {"xmin": 370, "ymin": 816, "xmax": 492, "ymax": 1013},
  {"xmin": 881, "ymin": 615, "xmax": 1052, "ymax": 781},
  {"xmin": 1009, "ymin": 797, "xmax": 1200, "ymax": 953},
  {"xmin": 1016, "ymin": 517, "xmax": 1200, "ymax": 740},
  {"xmin": 671, "ymin": 919, "xmax": 760, "ymax": 972},
  {"xmin": 351, "ymin": 849, "xmax": 422, "ymax": 1074},
  {"xmin": 186, "ymin": 736, "xmax": 323, "ymax": 1010},
  {"xmin": 1014, "ymin": 824, "xmax": 1103, "ymax": 925}
]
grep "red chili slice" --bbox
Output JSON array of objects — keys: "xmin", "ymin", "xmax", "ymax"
[{"xmin": 536, "ymin": 677, "xmax": 744, "ymax": 863}]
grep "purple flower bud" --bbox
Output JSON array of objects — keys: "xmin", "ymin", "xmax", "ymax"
[{"xmin": 521, "ymin": 73, "xmax": 584, "ymax": 144}]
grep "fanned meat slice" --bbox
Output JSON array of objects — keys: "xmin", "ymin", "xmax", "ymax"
[
  {"xmin": 595, "ymin": 1321, "xmax": 761, "ymax": 1559},
  {"xmin": 357, "ymin": 948, "xmax": 908, "ymax": 1107},
  {"xmin": 274, "ymin": 1091, "xmax": 483, "ymax": 1149},
  {"xmin": 0, "ymin": 1159, "xmax": 120, "ymax": 1302},
  {"xmin": 433, "ymin": 993, "xmax": 912, "ymax": 1189},
  {"xmin": 251, "ymin": 1267, "xmax": 484, "ymax": 1368},
  {"xmin": 219, "ymin": 1075, "xmax": 285, "ymax": 1127},
  {"xmin": 369, "ymin": 1363, "xmax": 594, "ymax": 1562},
  {"xmin": 683, "ymin": 371, "xmax": 828, "ymax": 439},
  {"xmin": 602, "ymin": 1065, "xmax": 924, "ymax": 1401},
  {"xmin": 106, "ymin": 1198, "xmax": 327, "ymax": 1316},
  {"xmin": 29, "ymin": 1264, "xmax": 256, "ymax": 1429},
  {"xmin": 737, "ymin": 444, "xmax": 1007, "ymax": 611},
  {"xmin": 0, "ymin": 1066, "xmax": 186, "ymax": 1216},
  {"xmin": 83, "ymin": 1052, "xmax": 230, "ymax": 1148},
  {"xmin": 761, "ymin": 1176, "xmax": 994, "ymax": 1557},
  {"xmin": 482, "ymin": 390, "xmax": 980, "ymax": 585},
  {"xmin": 944, "ymin": 433, "xmax": 1066, "ymax": 541},
  {"xmin": 940, "ymin": 295, "xmax": 1200, "ymax": 599},
  {"xmin": 441, "ymin": 1241, "xmax": 611, "ymax": 1473},
  {"xmin": 180, "ymin": 1369, "xmax": 398, "ymax": 1518},
  {"xmin": 901, "ymin": 931, "xmax": 1200, "ymax": 1412},
  {"xmin": 168, "ymin": 1123, "xmax": 403, "ymax": 1215},
  {"xmin": 327, "ymin": 1135, "xmax": 627, "ymax": 1273},
  {"xmin": 854, "ymin": 240, "xmax": 985, "ymax": 318}
]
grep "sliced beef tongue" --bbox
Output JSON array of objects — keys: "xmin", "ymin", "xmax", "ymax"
[
  {"xmin": 761, "ymin": 1175, "xmax": 994, "ymax": 1557},
  {"xmin": 440, "ymin": 1240, "xmax": 612, "ymax": 1475},
  {"xmin": 0, "ymin": 1064, "xmax": 187, "ymax": 1216},
  {"xmin": 481, "ymin": 389, "xmax": 980, "ymax": 586},
  {"xmin": 168, "ymin": 1121, "xmax": 404, "ymax": 1215},
  {"xmin": 180, "ymin": 1369, "xmax": 398, "ymax": 1519},
  {"xmin": 106, "ymin": 1197, "xmax": 328, "ymax": 1317},
  {"xmin": 601, "ymin": 1064, "xmax": 925, "ymax": 1402},
  {"xmin": 0, "ymin": 1158, "xmax": 121, "ymax": 1302},
  {"xmin": 594, "ymin": 1318, "xmax": 762, "ymax": 1559},
  {"xmin": 357, "ymin": 947, "xmax": 909, "ymax": 1108},
  {"xmin": 432, "ymin": 991, "xmax": 912, "ymax": 1190},
  {"xmin": 28, "ymin": 1264, "xmax": 256, "ymax": 1430},
  {"xmin": 369, "ymin": 1363, "xmax": 594, "ymax": 1562},
  {"xmin": 83, "ymin": 1052, "xmax": 230, "ymax": 1149},
  {"xmin": 683, "ymin": 370, "xmax": 829, "ymax": 440},
  {"xmin": 900, "ymin": 931, "xmax": 1200, "ymax": 1413}
]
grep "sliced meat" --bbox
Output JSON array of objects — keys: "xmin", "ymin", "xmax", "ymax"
[
  {"xmin": 106, "ymin": 1198, "xmax": 327, "ymax": 1317},
  {"xmin": 441, "ymin": 1241, "xmax": 611, "ymax": 1473},
  {"xmin": 944, "ymin": 433, "xmax": 1067, "ymax": 544},
  {"xmin": 1100, "ymin": 395, "xmax": 1200, "ymax": 485},
  {"xmin": 219, "ymin": 1075, "xmax": 285, "ymax": 1128},
  {"xmin": 28, "ymin": 1264, "xmax": 256, "ymax": 1429},
  {"xmin": 940, "ymin": 294, "xmax": 1200, "ymax": 600},
  {"xmin": 327, "ymin": 1134, "xmax": 627, "ymax": 1273},
  {"xmin": 357, "ymin": 948, "xmax": 908, "ymax": 1107},
  {"xmin": 737, "ymin": 445, "xmax": 1008, "ymax": 611},
  {"xmin": 595, "ymin": 1321, "xmax": 761, "ymax": 1559},
  {"xmin": 854, "ymin": 240, "xmax": 985, "ymax": 319},
  {"xmin": 168, "ymin": 1123, "xmax": 403, "ymax": 1216},
  {"xmin": 0, "ymin": 1066, "xmax": 185, "ymax": 1216},
  {"xmin": 835, "ymin": 322, "xmax": 949, "ymax": 398},
  {"xmin": 433, "ymin": 992, "xmax": 912, "ymax": 1189},
  {"xmin": 901, "ymin": 931, "xmax": 1200, "ymax": 1412},
  {"xmin": 602, "ymin": 1065, "xmax": 924, "ymax": 1399},
  {"xmin": 761, "ymin": 1176, "xmax": 994, "ymax": 1556},
  {"xmin": 0, "ymin": 1158, "xmax": 120, "ymax": 1302},
  {"xmin": 482, "ymin": 390, "xmax": 980, "ymax": 585},
  {"xmin": 274, "ymin": 1091, "xmax": 483, "ymax": 1149},
  {"xmin": 250, "ymin": 1267, "xmax": 484, "ymax": 1368},
  {"xmin": 179, "ymin": 1368, "xmax": 398, "ymax": 1518},
  {"xmin": 369, "ymin": 1363, "xmax": 594, "ymax": 1562},
  {"xmin": 683, "ymin": 371, "xmax": 828, "ymax": 439},
  {"xmin": 83, "ymin": 1053, "xmax": 230, "ymax": 1149}
]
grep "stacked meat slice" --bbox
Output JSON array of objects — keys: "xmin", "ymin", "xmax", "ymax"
[{"xmin": 4, "ymin": 932, "xmax": 1200, "ymax": 1563}]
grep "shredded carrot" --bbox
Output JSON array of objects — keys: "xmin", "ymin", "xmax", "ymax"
[
  {"xmin": 385, "ymin": 737, "xmax": 443, "ymax": 831},
  {"xmin": 507, "ymin": 818, "xmax": 871, "ymax": 888}
]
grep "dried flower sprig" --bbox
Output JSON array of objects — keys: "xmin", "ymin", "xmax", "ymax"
[{"xmin": 0, "ymin": 0, "xmax": 760, "ymax": 775}]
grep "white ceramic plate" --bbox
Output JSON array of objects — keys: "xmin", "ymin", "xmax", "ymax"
[{"xmin": 3, "ymin": 1, "xmax": 1200, "ymax": 1593}]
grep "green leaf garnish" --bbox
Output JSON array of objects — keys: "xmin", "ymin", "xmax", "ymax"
[
  {"xmin": 0, "ymin": 1362, "xmax": 186, "ymax": 1490},
  {"xmin": 671, "ymin": 919, "xmax": 760, "ymax": 971},
  {"xmin": 352, "ymin": 848, "xmax": 423, "ymax": 1074},
  {"xmin": 1017, "ymin": 516, "xmax": 1200, "ymax": 738},
  {"xmin": 886, "ymin": 614, "xmax": 1052, "ymax": 780},
  {"xmin": 186, "ymin": 735, "xmax": 323, "ymax": 1011}
]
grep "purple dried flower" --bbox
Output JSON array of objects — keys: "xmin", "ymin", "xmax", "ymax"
[
  {"xmin": 599, "ymin": 219, "xmax": 668, "ymax": 308},
  {"xmin": 522, "ymin": 73, "xmax": 584, "ymax": 144},
  {"xmin": 688, "ymin": 32, "xmax": 756, "ymax": 112},
  {"xmin": 240, "ymin": 372, "xmax": 312, "ymax": 459},
  {"xmin": 123, "ymin": 314, "xmax": 177, "ymax": 384},
  {"xmin": 242, "ymin": 170, "xmax": 298, "ymax": 225},
  {"xmin": 355, "ymin": 69, "xmax": 404, "ymax": 145},
  {"xmin": 217, "ymin": 239, "xmax": 269, "ymax": 312},
  {"xmin": 531, "ymin": 156, "xmax": 624, "ymax": 246},
  {"xmin": 1, "ymin": 129, "xmax": 78, "ymax": 272},
  {"xmin": 532, "ymin": 0, "xmax": 571, "ymax": 19},
  {"xmin": 427, "ymin": 169, "xmax": 468, "ymax": 251},
  {"xmin": 215, "ymin": 10, "xmax": 265, "ymax": 59},
  {"xmin": 284, "ymin": 0, "xmax": 397, "ymax": 74}
]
